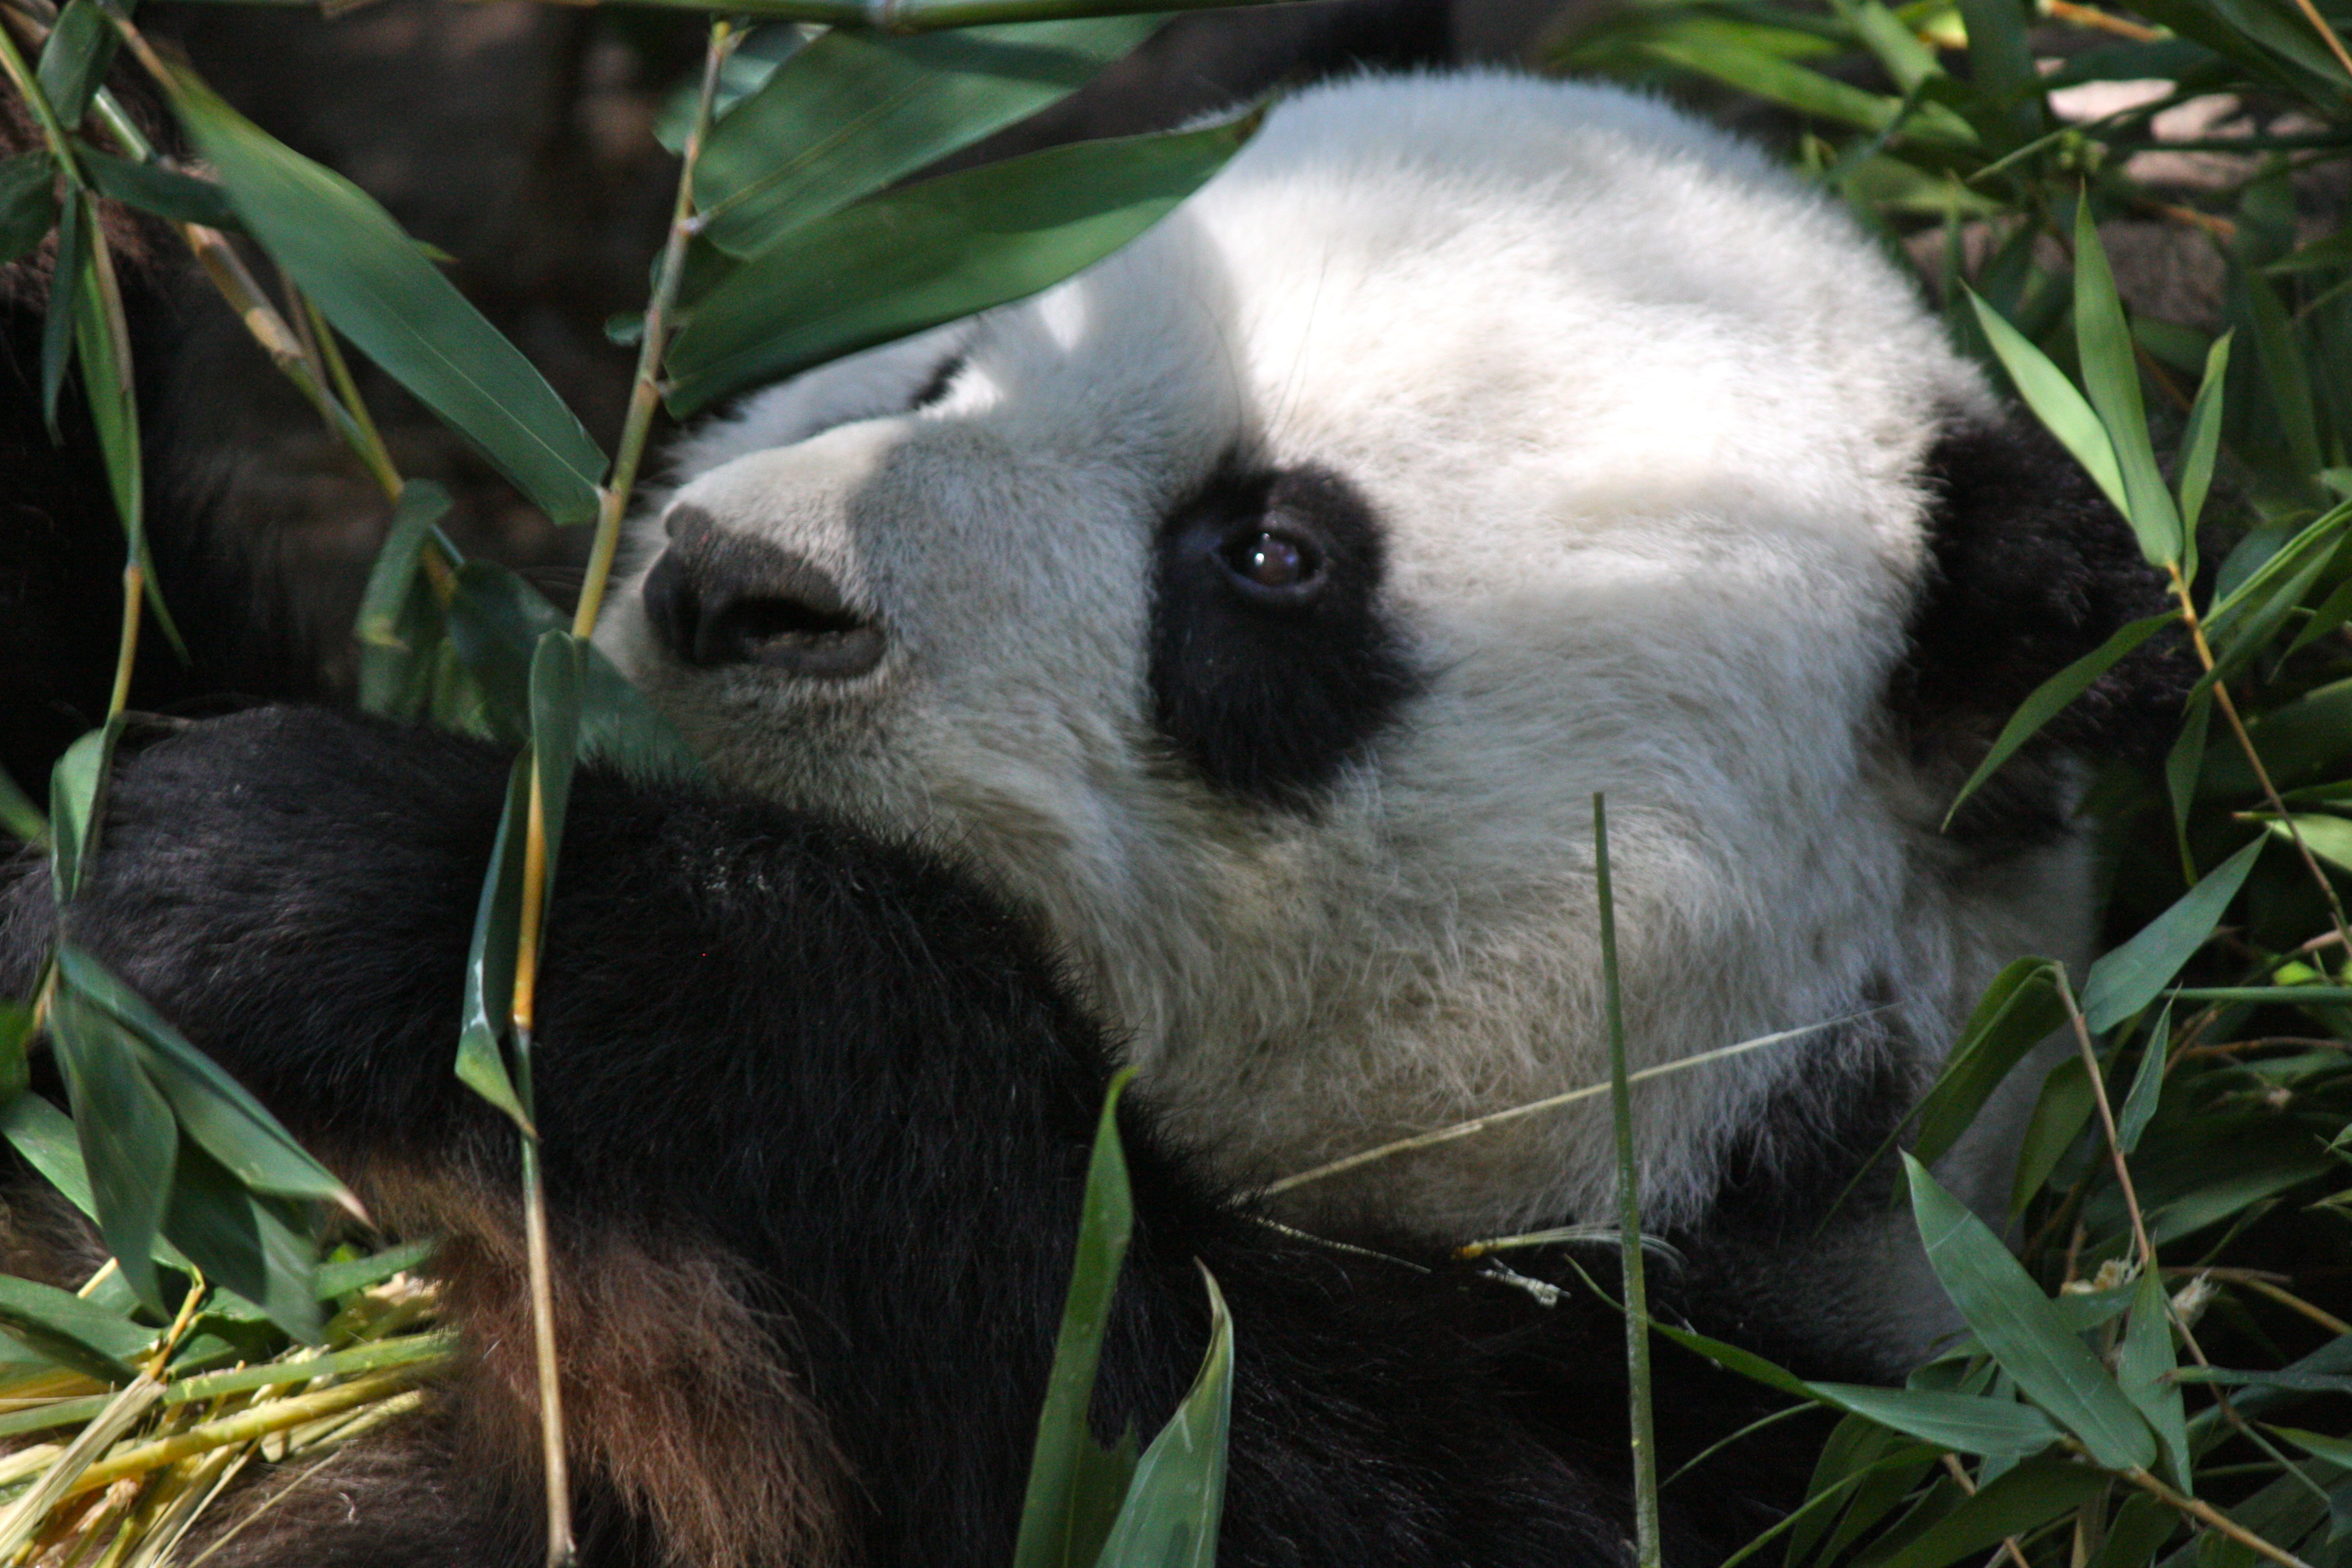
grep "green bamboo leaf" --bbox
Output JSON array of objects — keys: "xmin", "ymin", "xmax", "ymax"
[
  {"xmin": 40, "ymin": 184, "xmax": 84, "ymax": 440},
  {"xmin": 355, "ymin": 481, "xmax": 456, "ymax": 718},
  {"xmin": 666, "ymin": 112, "xmax": 1255, "ymax": 415},
  {"xmin": 454, "ymin": 754, "xmax": 532, "ymax": 1129},
  {"xmin": 2267, "ymin": 814, "xmax": 2352, "ymax": 874},
  {"xmin": 1014, "ymin": 1068, "xmax": 1139, "ymax": 1568},
  {"xmin": 697, "ymin": 15, "xmax": 1165, "ymax": 258},
  {"xmin": 1905, "ymin": 1154, "xmax": 2156, "ymax": 1472},
  {"xmin": 1093, "ymin": 1264, "xmax": 1232, "ymax": 1568},
  {"xmin": 2203, "ymin": 501, "xmax": 2352, "ymax": 641},
  {"xmin": 67, "ymin": 206, "xmax": 176, "ymax": 661},
  {"xmin": 312, "ymin": 1239, "xmax": 437, "ymax": 1301},
  {"xmin": 2165, "ymin": 693, "xmax": 2211, "ymax": 883},
  {"xmin": 2080, "ymin": 836, "xmax": 2265, "ymax": 1032},
  {"xmin": 2268, "ymin": 1426, "xmax": 2352, "ymax": 1469},
  {"xmin": 1875, "ymin": 1454, "xmax": 2110, "ymax": 1568},
  {"xmin": 160, "ymin": 1139, "xmax": 322, "ymax": 1342},
  {"xmin": 0, "ymin": 150, "xmax": 57, "ymax": 265},
  {"xmin": 1942, "ymin": 612, "xmax": 2179, "ymax": 828},
  {"xmin": 34, "ymin": 1, "xmax": 114, "ymax": 125},
  {"xmin": 1914, "ymin": 958, "xmax": 2069, "ymax": 1167},
  {"xmin": 2086, "ymin": 1494, "xmax": 2177, "ymax": 1568},
  {"xmin": 46, "ymin": 988, "xmax": 176, "ymax": 1311},
  {"xmin": 529, "ymin": 631, "xmax": 582, "ymax": 908},
  {"xmin": 1, "ymin": 1093, "xmax": 95, "ymax": 1219},
  {"xmin": 1806, "ymin": 1383, "xmax": 2063, "ymax": 1457},
  {"xmin": 0, "ymin": 1274, "xmax": 144, "ymax": 1384},
  {"xmin": 2115, "ymin": 999, "xmax": 2171, "ymax": 1157},
  {"xmin": 56, "ymin": 946, "xmax": 355, "ymax": 1210},
  {"xmin": 166, "ymin": 69, "xmax": 606, "ymax": 525},
  {"xmin": 2176, "ymin": 333, "xmax": 2232, "ymax": 550},
  {"xmin": 1638, "ymin": 34, "xmax": 1905, "ymax": 133},
  {"xmin": 2073, "ymin": 197, "xmax": 2185, "ymax": 567},
  {"xmin": 0, "ymin": 764, "xmax": 44, "ymax": 845},
  {"xmin": 1967, "ymin": 290, "xmax": 2127, "ymax": 514},
  {"xmin": 1789, "ymin": 1416, "xmax": 1909, "ymax": 1568},
  {"xmin": 0, "ymin": 1002, "xmax": 26, "ymax": 1105},
  {"xmin": 78, "ymin": 147, "xmax": 239, "ymax": 232},
  {"xmin": 2119, "ymin": 1273, "xmax": 2190, "ymax": 1490},
  {"xmin": 2240, "ymin": 267, "xmax": 2323, "ymax": 479},
  {"xmin": 48, "ymin": 715, "xmax": 122, "ymax": 906},
  {"xmin": 1954, "ymin": 0, "xmax": 2039, "ymax": 141}
]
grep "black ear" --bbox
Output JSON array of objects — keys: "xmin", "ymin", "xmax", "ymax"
[{"xmin": 1891, "ymin": 412, "xmax": 2195, "ymax": 846}]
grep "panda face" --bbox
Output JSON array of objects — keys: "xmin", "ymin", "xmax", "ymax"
[{"xmin": 595, "ymin": 73, "xmax": 2127, "ymax": 1253}]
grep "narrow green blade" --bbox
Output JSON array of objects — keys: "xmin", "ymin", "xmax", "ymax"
[{"xmin": 1093, "ymin": 1265, "xmax": 1232, "ymax": 1568}]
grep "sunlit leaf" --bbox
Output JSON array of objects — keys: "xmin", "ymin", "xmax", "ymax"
[
  {"xmin": 167, "ymin": 69, "xmax": 606, "ymax": 525},
  {"xmin": 1014, "ymin": 1068, "xmax": 1140, "ymax": 1568},
  {"xmin": 2268, "ymin": 813, "xmax": 2352, "ymax": 874},
  {"xmin": 1968, "ymin": 289, "xmax": 2127, "ymax": 513},
  {"xmin": 666, "ymin": 112, "xmax": 1255, "ymax": 414},
  {"xmin": 1906, "ymin": 1154, "xmax": 2156, "ymax": 1471},
  {"xmin": 1093, "ymin": 1265, "xmax": 1232, "ymax": 1568},
  {"xmin": 2073, "ymin": 196, "xmax": 2185, "ymax": 566},
  {"xmin": 697, "ymin": 15, "xmax": 1164, "ymax": 258},
  {"xmin": 2079, "ymin": 836, "xmax": 2264, "ymax": 1031},
  {"xmin": 0, "ymin": 1274, "xmax": 144, "ymax": 1384}
]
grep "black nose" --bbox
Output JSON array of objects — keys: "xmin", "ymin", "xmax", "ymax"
[{"xmin": 641, "ymin": 507, "xmax": 885, "ymax": 679}]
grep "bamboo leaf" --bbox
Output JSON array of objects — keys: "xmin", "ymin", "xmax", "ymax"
[
  {"xmin": 2073, "ymin": 196, "xmax": 2185, "ymax": 567},
  {"xmin": 2177, "ymin": 333, "xmax": 2232, "ymax": 549},
  {"xmin": 40, "ymin": 184, "xmax": 85, "ymax": 440},
  {"xmin": 2165, "ymin": 693, "xmax": 2211, "ymax": 882},
  {"xmin": 1637, "ymin": 34, "xmax": 1905, "ymax": 133},
  {"xmin": 1806, "ymin": 1383, "xmax": 2064, "ymax": 1457},
  {"xmin": 666, "ymin": 112, "xmax": 1254, "ymax": 414},
  {"xmin": 1014, "ymin": 1068, "xmax": 1139, "ymax": 1568},
  {"xmin": 47, "ymin": 715, "xmax": 122, "ymax": 907},
  {"xmin": 0, "ymin": 1274, "xmax": 144, "ymax": 1384},
  {"xmin": 1872, "ymin": 1452, "xmax": 2112, "ymax": 1568},
  {"xmin": 1913, "ymin": 957, "xmax": 2069, "ymax": 1167},
  {"xmin": 0, "ymin": 150, "xmax": 57, "ymax": 266},
  {"xmin": 2115, "ymin": 999, "xmax": 2171, "ymax": 1157},
  {"xmin": 2266, "ymin": 814, "xmax": 2352, "ymax": 874},
  {"xmin": 34, "ymin": 1, "xmax": 114, "ymax": 128},
  {"xmin": 78, "ymin": 146, "xmax": 239, "ymax": 232},
  {"xmin": 166, "ymin": 69, "xmax": 606, "ymax": 525},
  {"xmin": 1905, "ymin": 1154, "xmax": 2156, "ymax": 1472},
  {"xmin": 1093, "ymin": 1265, "xmax": 1232, "ymax": 1568},
  {"xmin": 1968, "ymin": 289, "xmax": 2127, "ymax": 515},
  {"xmin": 529, "ymin": 631, "xmax": 582, "ymax": 906},
  {"xmin": 355, "ymin": 481, "xmax": 456, "ymax": 718},
  {"xmin": 2120, "ymin": 1273, "xmax": 2190, "ymax": 1490},
  {"xmin": 45, "ymin": 988, "xmax": 175, "ymax": 1311},
  {"xmin": 56, "ymin": 946, "xmax": 355, "ymax": 1209},
  {"xmin": 160, "ymin": 1139, "xmax": 322, "ymax": 1342},
  {"xmin": 0, "ymin": 1093, "xmax": 95, "ymax": 1219},
  {"xmin": 2079, "ymin": 836, "xmax": 2264, "ymax": 1032},
  {"xmin": 1943, "ymin": 612, "xmax": 2179, "ymax": 828},
  {"xmin": 2204, "ymin": 502, "xmax": 2352, "ymax": 639},
  {"xmin": 2087, "ymin": 1493, "xmax": 2178, "ymax": 1568},
  {"xmin": 454, "ymin": 754, "xmax": 532, "ymax": 1128},
  {"xmin": 697, "ymin": 15, "xmax": 1165, "ymax": 258}
]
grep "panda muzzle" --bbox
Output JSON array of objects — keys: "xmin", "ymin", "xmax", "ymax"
[{"xmin": 642, "ymin": 506, "xmax": 885, "ymax": 680}]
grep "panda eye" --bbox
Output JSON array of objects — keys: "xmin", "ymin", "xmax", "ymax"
[{"xmin": 1218, "ymin": 527, "xmax": 1325, "ymax": 600}]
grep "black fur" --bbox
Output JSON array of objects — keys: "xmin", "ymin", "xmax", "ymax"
[
  {"xmin": 1148, "ymin": 464, "xmax": 1420, "ymax": 804},
  {"xmin": 0, "ymin": 709, "xmax": 1825, "ymax": 1568},
  {"xmin": 1894, "ymin": 414, "xmax": 2194, "ymax": 850}
]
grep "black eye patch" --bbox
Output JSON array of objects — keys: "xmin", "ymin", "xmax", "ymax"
[{"xmin": 1147, "ymin": 464, "xmax": 1418, "ymax": 806}]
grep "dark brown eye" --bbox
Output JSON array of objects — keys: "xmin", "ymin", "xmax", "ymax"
[{"xmin": 1219, "ymin": 529, "xmax": 1323, "ymax": 596}]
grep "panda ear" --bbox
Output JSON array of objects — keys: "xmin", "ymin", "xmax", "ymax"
[{"xmin": 1891, "ymin": 411, "xmax": 2195, "ymax": 839}]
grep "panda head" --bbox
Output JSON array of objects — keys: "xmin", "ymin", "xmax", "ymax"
[{"xmin": 596, "ymin": 73, "xmax": 2179, "ymax": 1249}]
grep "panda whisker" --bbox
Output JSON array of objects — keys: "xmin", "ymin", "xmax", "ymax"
[{"xmin": 1253, "ymin": 1006, "xmax": 1898, "ymax": 1198}]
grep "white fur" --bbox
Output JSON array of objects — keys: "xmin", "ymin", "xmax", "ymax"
[{"xmin": 599, "ymin": 73, "xmax": 2087, "ymax": 1359}]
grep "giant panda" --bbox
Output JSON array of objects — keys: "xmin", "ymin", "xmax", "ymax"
[{"xmin": 0, "ymin": 70, "xmax": 2183, "ymax": 1568}]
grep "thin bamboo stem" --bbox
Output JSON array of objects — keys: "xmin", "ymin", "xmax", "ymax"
[
  {"xmin": 2055, "ymin": 972, "xmax": 2155, "ymax": 1273},
  {"xmin": 1596, "ymin": 795, "xmax": 1661, "ymax": 1568}
]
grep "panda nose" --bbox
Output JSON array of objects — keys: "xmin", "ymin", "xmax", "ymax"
[{"xmin": 641, "ymin": 507, "xmax": 885, "ymax": 679}]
